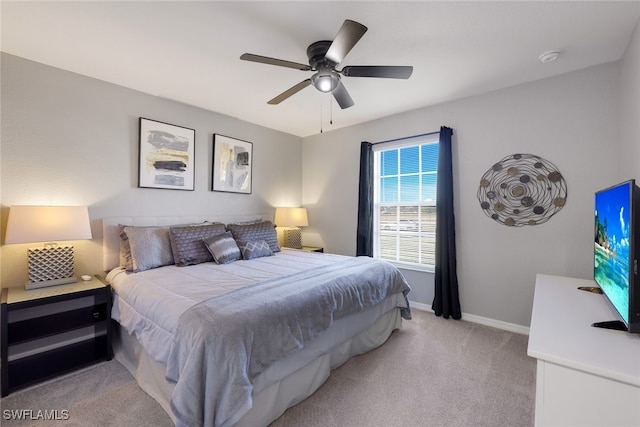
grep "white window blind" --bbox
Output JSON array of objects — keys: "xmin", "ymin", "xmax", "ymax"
[{"xmin": 372, "ymin": 133, "xmax": 439, "ymax": 269}]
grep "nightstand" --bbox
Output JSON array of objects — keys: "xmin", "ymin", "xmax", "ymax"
[
  {"xmin": 1, "ymin": 276, "xmax": 112, "ymax": 396},
  {"xmin": 302, "ymin": 246, "xmax": 324, "ymax": 253}
]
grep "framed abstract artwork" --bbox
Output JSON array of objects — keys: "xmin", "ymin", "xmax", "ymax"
[
  {"xmin": 138, "ymin": 117, "xmax": 195, "ymax": 190},
  {"xmin": 212, "ymin": 134, "xmax": 253, "ymax": 194}
]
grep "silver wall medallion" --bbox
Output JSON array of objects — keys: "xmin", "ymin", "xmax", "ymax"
[{"xmin": 477, "ymin": 154, "xmax": 567, "ymax": 226}]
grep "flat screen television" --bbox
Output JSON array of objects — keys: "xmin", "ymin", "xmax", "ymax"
[{"xmin": 593, "ymin": 179, "xmax": 640, "ymax": 333}]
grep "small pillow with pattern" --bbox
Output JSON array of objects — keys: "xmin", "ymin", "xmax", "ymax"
[
  {"xmin": 237, "ymin": 239, "xmax": 273, "ymax": 260},
  {"xmin": 203, "ymin": 232, "xmax": 241, "ymax": 264}
]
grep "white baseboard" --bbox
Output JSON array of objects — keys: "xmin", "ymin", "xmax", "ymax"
[
  {"xmin": 409, "ymin": 300, "xmax": 530, "ymax": 336},
  {"xmin": 408, "ymin": 301, "xmax": 434, "ymax": 313}
]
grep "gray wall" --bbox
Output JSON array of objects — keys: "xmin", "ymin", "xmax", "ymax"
[
  {"xmin": 302, "ymin": 62, "xmax": 623, "ymax": 327},
  {"xmin": 0, "ymin": 54, "xmax": 303, "ymax": 287},
  {"xmin": 620, "ymin": 18, "xmax": 640, "ymax": 181}
]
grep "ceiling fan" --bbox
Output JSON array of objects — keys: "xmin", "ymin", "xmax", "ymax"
[{"xmin": 240, "ymin": 19, "xmax": 413, "ymax": 109}]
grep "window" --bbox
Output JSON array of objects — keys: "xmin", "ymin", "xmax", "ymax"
[{"xmin": 372, "ymin": 133, "xmax": 439, "ymax": 270}]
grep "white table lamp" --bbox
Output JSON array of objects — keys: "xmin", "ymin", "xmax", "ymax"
[
  {"xmin": 5, "ymin": 205, "xmax": 92, "ymax": 290},
  {"xmin": 274, "ymin": 207, "xmax": 308, "ymax": 249}
]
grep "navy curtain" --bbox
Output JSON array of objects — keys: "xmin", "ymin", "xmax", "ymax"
[
  {"xmin": 356, "ymin": 141, "xmax": 373, "ymax": 257},
  {"xmin": 432, "ymin": 126, "xmax": 461, "ymax": 319}
]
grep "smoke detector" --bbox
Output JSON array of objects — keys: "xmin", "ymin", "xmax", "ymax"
[{"xmin": 539, "ymin": 50, "xmax": 561, "ymax": 63}]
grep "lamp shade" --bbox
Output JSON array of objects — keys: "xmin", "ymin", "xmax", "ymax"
[
  {"xmin": 274, "ymin": 207, "xmax": 309, "ymax": 227},
  {"xmin": 5, "ymin": 205, "xmax": 92, "ymax": 244}
]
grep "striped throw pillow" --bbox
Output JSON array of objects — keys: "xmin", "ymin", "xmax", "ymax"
[{"xmin": 203, "ymin": 232, "xmax": 241, "ymax": 264}]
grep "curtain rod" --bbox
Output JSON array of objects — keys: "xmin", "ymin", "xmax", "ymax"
[{"xmin": 370, "ymin": 130, "xmax": 445, "ymax": 145}]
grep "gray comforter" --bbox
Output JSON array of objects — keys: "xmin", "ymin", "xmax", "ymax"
[{"xmin": 165, "ymin": 256, "xmax": 410, "ymax": 427}]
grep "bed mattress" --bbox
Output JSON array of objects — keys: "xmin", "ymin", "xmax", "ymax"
[{"xmin": 109, "ymin": 249, "xmax": 365, "ymax": 364}]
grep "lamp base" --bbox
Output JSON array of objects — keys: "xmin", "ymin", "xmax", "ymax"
[
  {"xmin": 283, "ymin": 227, "xmax": 303, "ymax": 249},
  {"xmin": 25, "ymin": 276, "xmax": 78, "ymax": 290},
  {"xmin": 26, "ymin": 245, "xmax": 76, "ymax": 290}
]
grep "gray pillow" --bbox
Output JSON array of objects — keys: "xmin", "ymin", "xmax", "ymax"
[
  {"xmin": 118, "ymin": 224, "xmax": 133, "ymax": 271},
  {"xmin": 170, "ymin": 223, "xmax": 226, "ymax": 266},
  {"xmin": 226, "ymin": 221, "xmax": 280, "ymax": 253},
  {"xmin": 237, "ymin": 240, "xmax": 273, "ymax": 260},
  {"xmin": 123, "ymin": 226, "xmax": 174, "ymax": 272},
  {"xmin": 203, "ymin": 232, "xmax": 241, "ymax": 264}
]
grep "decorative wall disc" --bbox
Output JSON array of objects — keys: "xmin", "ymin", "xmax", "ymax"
[{"xmin": 477, "ymin": 153, "xmax": 567, "ymax": 226}]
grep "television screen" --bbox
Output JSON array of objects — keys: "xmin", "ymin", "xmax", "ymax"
[{"xmin": 594, "ymin": 180, "xmax": 638, "ymax": 332}]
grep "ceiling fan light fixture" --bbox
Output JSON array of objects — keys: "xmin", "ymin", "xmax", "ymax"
[
  {"xmin": 317, "ymin": 76, "xmax": 333, "ymax": 92},
  {"xmin": 312, "ymin": 71, "xmax": 339, "ymax": 93}
]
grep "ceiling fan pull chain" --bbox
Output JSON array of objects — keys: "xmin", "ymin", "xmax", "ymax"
[
  {"xmin": 320, "ymin": 104, "xmax": 323, "ymax": 133},
  {"xmin": 330, "ymin": 95, "xmax": 333, "ymax": 125}
]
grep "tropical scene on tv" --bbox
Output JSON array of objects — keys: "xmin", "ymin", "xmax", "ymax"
[{"xmin": 594, "ymin": 183, "xmax": 631, "ymax": 324}]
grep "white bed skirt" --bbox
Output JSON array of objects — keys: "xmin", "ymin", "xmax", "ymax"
[{"xmin": 113, "ymin": 301, "xmax": 403, "ymax": 426}]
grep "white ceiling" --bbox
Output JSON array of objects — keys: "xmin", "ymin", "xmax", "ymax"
[{"xmin": 2, "ymin": 1, "xmax": 639, "ymax": 137}]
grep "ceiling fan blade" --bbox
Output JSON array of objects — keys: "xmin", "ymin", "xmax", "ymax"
[
  {"xmin": 240, "ymin": 53, "xmax": 311, "ymax": 71},
  {"xmin": 341, "ymin": 66, "xmax": 413, "ymax": 79},
  {"xmin": 332, "ymin": 81, "xmax": 354, "ymax": 109},
  {"xmin": 325, "ymin": 20, "xmax": 368, "ymax": 65},
  {"xmin": 268, "ymin": 79, "xmax": 312, "ymax": 105}
]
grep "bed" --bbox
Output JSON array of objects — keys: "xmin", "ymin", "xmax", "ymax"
[{"xmin": 101, "ymin": 215, "xmax": 411, "ymax": 427}]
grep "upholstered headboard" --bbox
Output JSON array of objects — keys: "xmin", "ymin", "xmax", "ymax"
[{"xmin": 101, "ymin": 213, "xmax": 272, "ymax": 272}]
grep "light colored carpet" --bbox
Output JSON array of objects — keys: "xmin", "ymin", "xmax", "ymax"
[
  {"xmin": 0, "ymin": 310, "xmax": 535, "ymax": 426},
  {"xmin": 271, "ymin": 310, "xmax": 535, "ymax": 427},
  {"xmin": 0, "ymin": 360, "xmax": 173, "ymax": 427}
]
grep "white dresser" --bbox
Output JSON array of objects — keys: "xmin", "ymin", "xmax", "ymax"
[{"xmin": 527, "ymin": 274, "xmax": 640, "ymax": 426}]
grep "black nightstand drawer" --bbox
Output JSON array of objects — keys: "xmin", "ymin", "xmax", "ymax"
[
  {"xmin": 8, "ymin": 335, "xmax": 109, "ymax": 391},
  {"xmin": 8, "ymin": 305, "xmax": 108, "ymax": 345}
]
